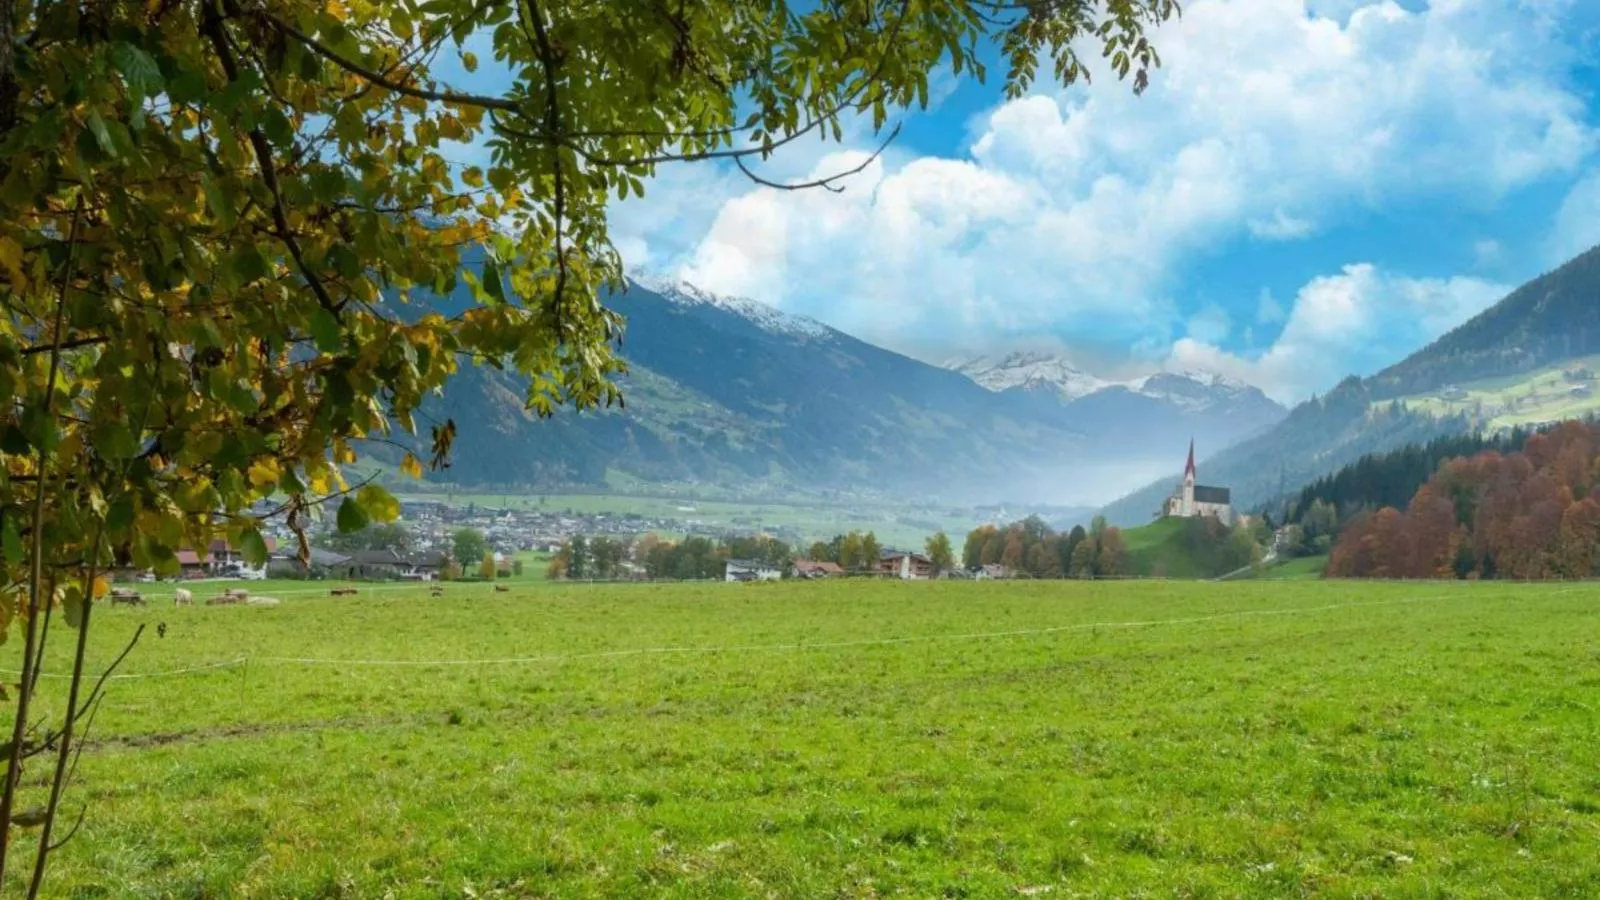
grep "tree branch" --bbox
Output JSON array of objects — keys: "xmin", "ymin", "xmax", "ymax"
[
  {"xmin": 0, "ymin": 194, "xmax": 83, "ymax": 884},
  {"xmin": 521, "ymin": 0, "xmax": 568, "ymax": 331},
  {"xmin": 266, "ymin": 14, "xmax": 525, "ymax": 114},
  {"xmin": 202, "ymin": 6, "xmax": 341, "ymax": 315},
  {"xmin": 734, "ymin": 122, "xmax": 901, "ymax": 193}
]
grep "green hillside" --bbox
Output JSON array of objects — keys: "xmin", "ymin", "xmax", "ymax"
[
  {"xmin": 1121, "ymin": 517, "xmax": 1258, "ymax": 579},
  {"xmin": 1393, "ymin": 355, "xmax": 1600, "ymax": 430},
  {"xmin": 1247, "ymin": 555, "xmax": 1329, "ymax": 581}
]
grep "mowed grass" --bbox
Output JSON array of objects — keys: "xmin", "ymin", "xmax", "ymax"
[
  {"xmin": 1248, "ymin": 555, "xmax": 1330, "ymax": 581},
  {"xmin": 5, "ymin": 579, "xmax": 1600, "ymax": 897}
]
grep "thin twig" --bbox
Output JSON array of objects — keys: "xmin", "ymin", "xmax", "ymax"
[
  {"xmin": 0, "ymin": 193, "xmax": 84, "ymax": 884},
  {"xmin": 734, "ymin": 122, "xmax": 901, "ymax": 193},
  {"xmin": 29, "ymin": 519, "xmax": 106, "ymax": 897}
]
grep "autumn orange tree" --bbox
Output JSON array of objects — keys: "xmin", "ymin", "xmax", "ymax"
[{"xmin": 0, "ymin": 0, "xmax": 1175, "ymax": 890}]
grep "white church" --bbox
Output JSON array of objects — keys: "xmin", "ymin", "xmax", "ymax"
[{"xmin": 1162, "ymin": 440, "xmax": 1235, "ymax": 525}]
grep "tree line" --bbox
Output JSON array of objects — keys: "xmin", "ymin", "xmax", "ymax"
[
  {"xmin": 962, "ymin": 516, "xmax": 1129, "ymax": 578},
  {"xmin": 1329, "ymin": 421, "xmax": 1600, "ymax": 579},
  {"xmin": 545, "ymin": 533, "xmax": 797, "ymax": 581},
  {"xmin": 1284, "ymin": 428, "xmax": 1540, "ymax": 527}
]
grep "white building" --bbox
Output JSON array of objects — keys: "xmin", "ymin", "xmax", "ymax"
[
  {"xmin": 725, "ymin": 559, "xmax": 783, "ymax": 583},
  {"xmin": 1162, "ymin": 440, "xmax": 1235, "ymax": 525}
]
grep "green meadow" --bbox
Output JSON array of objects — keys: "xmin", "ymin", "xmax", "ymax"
[{"xmin": 6, "ymin": 579, "xmax": 1599, "ymax": 897}]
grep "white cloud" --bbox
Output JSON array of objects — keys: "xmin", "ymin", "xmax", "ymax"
[
  {"xmin": 1472, "ymin": 238, "xmax": 1504, "ymax": 268},
  {"xmin": 1548, "ymin": 171, "xmax": 1600, "ymax": 265},
  {"xmin": 1186, "ymin": 303, "xmax": 1234, "ymax": 344},
  {"xmin": 1167, "ymin": 263, "xmax": 1509, "ymax": 403},
  {"xmin": 638, "ymin": 0, "xmax": 1590, "ymax": 360},
  {"xmin": 1256, "ymin": 288, "xmax": 1285, "ymax": 325},
  {"xmin": 1248, "ymin": 209, "xmax": 1316, "ymax": 241}
]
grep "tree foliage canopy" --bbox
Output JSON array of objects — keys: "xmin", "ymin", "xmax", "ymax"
[{"xmin": 0, "ymin": 0, "xmax": 1175, "ymax": 885}]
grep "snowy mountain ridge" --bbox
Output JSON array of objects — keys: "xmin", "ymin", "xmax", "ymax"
[
  {"xmin": 950, "ymin": 352, "xmax": 1268, "ymax": 411},
  {"xmin": 948, "ymin": 351, "xmax": 1111, "ymax": 402},
  {"xmin": 628, "ymin": 274, "xmax": 833, "ymax": 341}
]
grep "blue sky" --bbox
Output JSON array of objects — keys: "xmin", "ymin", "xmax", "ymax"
[{"xmin": 442, "ymin": 0, "xmax": 1600, "ymax": 404}]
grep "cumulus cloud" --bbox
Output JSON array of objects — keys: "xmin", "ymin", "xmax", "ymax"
[
  {"xmin": 1167, "ymin": 264, "xmax": 1509, "ymax": 403},
  {"xmin": 1548, "ymin": 172, "xmax": 1600, "ymax": 265},
  {"xmin": 647, "ymin": 0, "xmax": 1590, "ymax": 363}
]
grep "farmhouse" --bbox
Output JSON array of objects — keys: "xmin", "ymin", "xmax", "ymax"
[
  {"xmin": 725, "ymin": 559, "xmax": 783, "ymax": 582},
  {"xmin": 1161, "ymin": 440, "xmax": 1235, "ymax": 526},
  {"xmin": 266, "ymin": 547, "xmax": 354, "ymax": 579},
  {"xmin": 878, "ymin": 549, "xmax": 935, "ymax": 580},
  {"xmin": 792, "ymin": 560, "xmax": 844, "ymax": 579}
]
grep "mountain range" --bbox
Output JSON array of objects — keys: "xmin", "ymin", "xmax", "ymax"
[
  {"xmin": 402, "ymin": 267, "xmax": 1286, "ymax": 504},
  {"xmin": 1097, "ymin": 243, "xmax": 1600, "ymax": 526}
]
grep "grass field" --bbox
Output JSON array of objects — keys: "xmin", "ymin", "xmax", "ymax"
[
  {"xmin": 1247, "ymin": 555, "xmax": 1330, "ymax": 581},
  {"xmin": 6, "ymin": 579, "xmax": 1600, "ymax": 897}
]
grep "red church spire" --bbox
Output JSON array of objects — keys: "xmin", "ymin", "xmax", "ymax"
[{"xmin": 1184, "ymin": 439, "xmax": 1196, "ymax": 479}]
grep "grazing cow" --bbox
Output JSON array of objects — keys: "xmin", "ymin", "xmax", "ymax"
[
  {"xmin": 206, "ymin": 593, "xmax": 244, "ymax": 606},
  {"xmin": 429, "ymin": 586, "xmax": 444, "ymax": 597},
  {"xmin": 173, "ymin": 589, "xmax": 193, "ymax": 606},
  {"xmin": 330, "ymin": 587, "xmax": 358, "ymax": 597},
  {"xmin": 110, "ymin": 588, "xmax": 145, "ymax": 606},
  {"xmin": 493, "ymin": 585, "xmax": 509, "ymax": 593}
]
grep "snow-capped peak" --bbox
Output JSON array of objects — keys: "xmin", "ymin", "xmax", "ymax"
[
  {"xmin": 1129, "ymin": 369, "xmax": 1251, "ymax": 392},
  {"xmin": 950, "ymin": 351, "xmax": 1274, "ymax": 411},
  {"xmin": 950, "ymin": 351, "xmax": 1110, "ymax": 402},
  {"xmin": 628, "ymin": 273, "xmax": 832, "ymax": 341}
]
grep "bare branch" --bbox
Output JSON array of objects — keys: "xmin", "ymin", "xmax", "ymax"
[
  {"xmin": 734, "ymin": 122, "xmax": 901, "ymax": 193},
  {"xmin": 0, "ymin": 193, "xmax": 84, "ymax": 884}
]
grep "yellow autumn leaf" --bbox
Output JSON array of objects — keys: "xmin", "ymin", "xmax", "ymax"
[
  {"xmin": 401, "ymin": 453, "xmax": 423, "ymax": 479},
  {"xmin": 92, "ymin": 576, "xmax": 110, "ymax": 599},
  {"xmin": 247, "ymin": 458, "xmax": 280, "ymax": 488},
  {"xmin": 461, "ymin": 167, "xmax": 484, "ymax": 189},
  {"xmin": 462, "ymin": 51, "xmax": 478, "ymax": 73},
  {"xmin": 0, "ymin": 236, "xmax": 26, "ymax": 287}
]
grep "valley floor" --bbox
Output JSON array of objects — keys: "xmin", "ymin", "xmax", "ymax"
[{"xmin": 8, "ymin": 579, "xmax": 1599, "ymax": 897}]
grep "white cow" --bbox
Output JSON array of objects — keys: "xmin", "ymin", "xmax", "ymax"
[{"xmin": 173, "ymin": 588, "xmax": 193, "ymax": 606}]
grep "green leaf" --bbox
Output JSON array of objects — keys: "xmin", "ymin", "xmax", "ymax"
[
  {"xmin": 93, "ymin": 420, "xmax": 138, "ymax": 460},
  {"xmin": 231, "ymin": 245, "xmax": 269, "ymax": 283},
  {"xmin": 106, "ymin": 495, "xmax": 135, "ymax": 533},
  {"xmin": 112, "ymin": 42, "xmax": 163, "ymax": 106},
  {"xmin": 261, "ymin": 106, "xmax": 294, "ymax": 148},
  {"xmin": 336, "ymin": 496, "xmax": 370, "ymax": 533},
  {"xmin": 482, "ymin": 259, "xmax": 506, "ymax": 304},
  {"xmin": 239, "ymin": 530, "xmax": 269, "ymax": 567},
  {"xmin": 310, "ymin": 307, "xmax": 342, "ymax": 353},
  {"xmin": 1, "ymin": 514, "xmax": 22, "ymax": 566},
  {"xmin": 84, "ymin": 111, "xmax": 117, "ymax": 158},
  {"xmin": 326, "ymin": 244, "xmax": 362, "ymax": 280},
  {"xmin": 202, "ymin": 175, "xmax": 235, "ymax": 229},
  {"xmin": 167, "ymin": 68, "xmax": 208, "ymax": 104},
  {"xmin": 357, "ymin": 484, "xmax": 401, "ymax": 523},
  {"xmin": 63, "ymin": 585, "xmax": 84, "ymax": 629}
]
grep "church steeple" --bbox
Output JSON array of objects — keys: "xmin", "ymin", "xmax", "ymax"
[{"xmin": 1184, "ymin": 438, "xmax": 1196, "ymax": 481}]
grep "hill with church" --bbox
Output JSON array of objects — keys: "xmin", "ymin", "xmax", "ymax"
[{"xmin": 1099, "ymin": 241, "xmax": 1600, "ymax": 527}]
